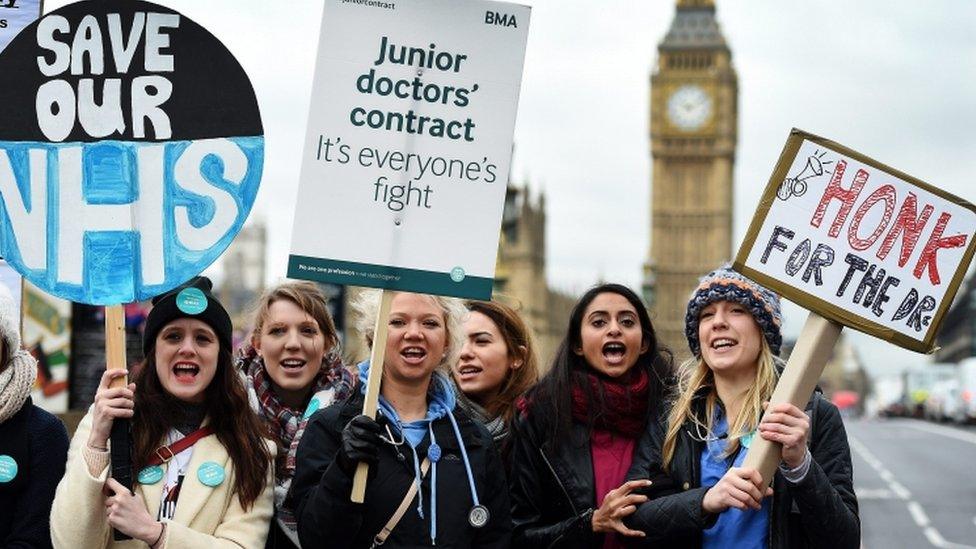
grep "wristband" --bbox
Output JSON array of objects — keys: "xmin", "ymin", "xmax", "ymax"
[
  {"xmin": 580, "ymin": 508, "xmax": 595, "ymax": 532},
  {"xmin": 779, "ymin": 447, "xmax": 812, "ymax": 483},
  {"xmin": 150, "ymin": 522, "xmax": 165, "ymax": 548}
]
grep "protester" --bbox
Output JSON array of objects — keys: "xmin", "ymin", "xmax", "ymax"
[
  {"xmin": 291, "ymin": 290, "xmax": 511, "ymax": 548},
  {"xmin": 238, "ymin": 281, "xmax": 355, "ymax": 549},
  {"xmin": 51, "ymin": 277, "xmax": 275, "ymax": 548},
  {"xmin": 624, "ymin": 265, "xmax": 860, "ymax": 548},
  {"xmin": 508, "ymin": 283, "xmax": 673, "ymax": 548},
  {"xmin": 452, "ymin": 299, "xmax": 539, "ymax": 461},
  {"xmin": 0, "ymin": 287, "xmax": 69, "ymax": 549}
]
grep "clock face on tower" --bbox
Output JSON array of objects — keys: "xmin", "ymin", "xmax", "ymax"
[{"xmin": 667, "ymin": 84, "xmax": 712, "ymax": 131}]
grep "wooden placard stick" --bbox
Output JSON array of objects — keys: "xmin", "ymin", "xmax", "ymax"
[
  {"xmin": 743, "ymin": 311, "xmax": 842, "ymax": 488},
  {"xmin": 105, "ymin": 305, "xmax": 127, "ymax": 388},
  {"xmin": 105, "ymin": 305, "xmax": 133, "ymax": 541},
  {"xmin": 351, "ymin": 290, "xmax": 394, "ymax": 503}
]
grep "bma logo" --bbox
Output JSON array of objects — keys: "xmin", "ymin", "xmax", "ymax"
[{"xmin": 485, "ymin": 11, "xmax": 517, "ymax": 27}]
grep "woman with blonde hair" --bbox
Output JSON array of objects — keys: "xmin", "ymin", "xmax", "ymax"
[
  {"xmin": 291, "ymin": 290, "xmax": 511, "ymax": 547},
  {"xmin": 452, "ymin": 299, "xmax": 539, "ymax": 459},
  {"xmin": 625, "ymin": 265, "xmax": 859, "ymax": 548},
  {"xmin": 237, "ymin": 280, "xmax": 355, "ymax": 548}
]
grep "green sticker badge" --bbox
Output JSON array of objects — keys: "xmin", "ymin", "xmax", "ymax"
[
  {"xmin": 0, "ymin": 455, "xmax": 17, "ymax": 483},
  {"xmin": 197, "ymin": 461, "xmax": 225, "ymax": 487},
  {"xmin": 740, "ymin": 430, "xmax": 756, "ymax": 449},
  {"xmin": 303, "ymin": 397, "xmax": 321, "ymax": 420},
  {"xmin": 450, "ymin": 267, "xmax": 466, "ymax": 283},
  {"xmin": 137, "ymin": 465, "xmax": 164, "ymax": 485},
  {"xmin": 176, "ymin": 287, "xmax": 208, "ymax": 315}
]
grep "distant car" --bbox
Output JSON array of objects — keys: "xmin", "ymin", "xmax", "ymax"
[
  {"xmin": 925, "ymin": 379, "xmax": 961, "ymax": 422},
  {"xmin": 902, "ymin": 363, "xmax": 956, "ymax": 418},
  {"xmin": 954, "ymin": 358, "xmax": 976, "ymax": 424}
]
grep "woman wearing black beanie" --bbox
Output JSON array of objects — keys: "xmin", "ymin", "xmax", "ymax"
[{"xmin": 52, "ymin": 277, "xmax": 276, "ymax": 549}]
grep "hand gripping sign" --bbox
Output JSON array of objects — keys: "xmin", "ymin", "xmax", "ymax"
[
  {"xmin": 287, "ymin": 0, "xmax": 530, "ymax": 503},
  {"xmin": 0, "ymin": 0, "xmax": 263, "ymax": 536},
  {"xmin": 734, "ymin": 129, "xmax": 976, "ymax": 486}
]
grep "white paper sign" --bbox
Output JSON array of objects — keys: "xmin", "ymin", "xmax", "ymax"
[
  {"xmin": 737, "ymin": 130, "xmax": 976, "ymax": 352},
  {"xmin": 287, "ymin": 0, "xmax": 530, "ymax": 299},
  {"xmin": 0, "ymin": 0, "xmax": 42, "ymax": 53}
]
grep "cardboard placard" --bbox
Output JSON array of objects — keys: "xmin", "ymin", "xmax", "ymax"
[
  {"xmin": 287, "ymin": 0, "xmax": 531, "ymax": 300},
  {"xmin": 0, "ymin": 0, "xmax": 264, "ymax": 305},
  {"xmin": 0, "ymin": 0, "xmax": 42, "ymax": 54},
  {"xmin": 735, "ymin": 129, "xmax": 976, "ymax": 353}
]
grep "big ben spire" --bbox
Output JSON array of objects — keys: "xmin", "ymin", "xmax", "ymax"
[{"xmin": 643, "ymin": 1, "xmax": 738, "ymax": 357}]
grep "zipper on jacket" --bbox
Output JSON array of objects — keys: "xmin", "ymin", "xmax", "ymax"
[{"xmin": 538, "ymin": 447, "xmax": 579, "ymax": 515}]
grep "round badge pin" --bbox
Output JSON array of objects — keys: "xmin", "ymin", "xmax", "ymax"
[
  {"xmin": 450, "ymin": 267, "xmax": 466, "ymax": 283},
  {"xmin": 0, "ymin": 455, "xmax": 18, "ymax": 483},
  {"xmin": 137, "ymin": 465, "xmax": 164, "ymax": 485},
  {"xmin": 303, "ymin": 397, "xmax": 321, "ymax": 420},
  {"xmin": 427, "ymin": 443, "xmax": 441, "ymax": 463},
  {"xmin": 176, "ymin": 287, "xmax": 208, "ymax": 315},
  {"xmin": 741, "ymin": 431, "xmax": 755, "ymax": 449},
  {"xmin": 197, "ymin": 461, "xmax": 225, "ymax": 487},
  {"xmin": 468, "ymin": 505, "xmax": 490, "ymax": 528}
]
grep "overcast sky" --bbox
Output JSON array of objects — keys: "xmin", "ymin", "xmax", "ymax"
[{"xmin": 40, "ymin": 0, "xmax": 976, "ymax": 377}]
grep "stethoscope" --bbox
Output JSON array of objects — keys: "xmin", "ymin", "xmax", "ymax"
[{"xmin": 378, "ymin": 411, "xmax": 489, "ymax": 529}]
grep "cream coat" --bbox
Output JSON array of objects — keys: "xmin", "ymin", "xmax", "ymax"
[{"xmin": 51, "ymin": 410, "xmax": 275, "ymax": 549}]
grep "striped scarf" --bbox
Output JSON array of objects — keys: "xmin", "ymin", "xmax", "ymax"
[{"xmin": 237, "ymin": 346, "xmax": 355, "ymax": 544}]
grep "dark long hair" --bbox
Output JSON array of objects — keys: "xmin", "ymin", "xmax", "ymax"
[
  {"xmin": 132, "ymin": 344, "xmax": 272, "ymax": 510},
  {"xmin": 523, "ymin": 283, "xmax": 672, "ymax": 452}
]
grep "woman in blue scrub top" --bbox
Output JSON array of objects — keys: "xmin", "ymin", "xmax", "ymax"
[{"xmin": 625, "ymin": 265, "xmax": 859, "ymax": 548}]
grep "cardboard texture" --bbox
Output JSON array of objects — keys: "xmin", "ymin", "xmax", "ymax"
[{"xmin": 735, "ymin": 129, "xmax": 976, "ymax": 353}]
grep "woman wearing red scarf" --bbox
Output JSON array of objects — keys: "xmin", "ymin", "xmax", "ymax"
[{"xmin": 509, "ymin": 283, "xmax": 673, "ymax": 548}]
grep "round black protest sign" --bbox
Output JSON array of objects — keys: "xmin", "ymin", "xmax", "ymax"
[{"xmin": 0, "ymin": 0, "xmax": 264, "ymax": 304}]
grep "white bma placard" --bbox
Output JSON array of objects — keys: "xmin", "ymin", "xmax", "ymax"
[
  {"xmin": 0, "ymin": 0, "xmax": 42, "ymax": 53},
  {"xmin": 737, "ymin": 130, "xmax": 976, "ymax": 353},
  {"xmin": 287, "ymin": 0, "xmax": 530, "ymax": 299}
]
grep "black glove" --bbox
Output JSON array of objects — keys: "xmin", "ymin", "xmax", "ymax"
[{"xmin": 336, "ymin": 414, "xmax": 383, "ymax": 476}]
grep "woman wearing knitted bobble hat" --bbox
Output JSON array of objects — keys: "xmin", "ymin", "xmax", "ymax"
[
  {"xmin": 0, "ymin": 286, "xmax": 69, "ymax": 549},
  {"xmin": 51, "ymin": 276, "xmax": 276, "ymax": 549},
  {"xmin": 624, "ymin": 265, "xmax": 860, "ymax": 548}
]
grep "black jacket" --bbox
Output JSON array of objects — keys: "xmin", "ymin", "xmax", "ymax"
[
  {"xmin": 508, "ymin": 411, "xmax": 609, "ymax": 549},
  {"xmin": 0, "ymin": 399, "xmax": 69, "ymax": 549},
  {"xmin": 624, "ymin": 392, "xmax": 860, "ymax": 548},
  {"xmin": 290, "ymin": 392, "xmax": 512, "ymax": 548}
]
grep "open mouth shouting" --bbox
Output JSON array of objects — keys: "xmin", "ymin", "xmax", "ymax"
[
  {"xmin": 602, "ymin": 341, "xmax": 628, "ymax": 366},
  {"xmin": 400, "ymin": 346, "xmax": 428, "ymax": 365},
  {"xmin": 710, "ymin": 337, "xmax": 738, "ymax": 353},
  {"xmin": 173, "ymin": 362, "xmax": 201, "ymax": 384},
  {"xmin": 278, "ymin": 357, "xmax": 308, "ymax": 376}
]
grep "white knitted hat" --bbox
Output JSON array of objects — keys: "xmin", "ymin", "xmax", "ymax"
[{"xmin": 0, "ymin": 285, "xmax": 21, "ymax": 355}]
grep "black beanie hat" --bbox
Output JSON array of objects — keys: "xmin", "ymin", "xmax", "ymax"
[{"xmin": 142, "ymin": 276, "xmax": 232, "ymax": 353}]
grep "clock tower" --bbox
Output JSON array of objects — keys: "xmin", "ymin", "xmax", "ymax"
[{"xmin": 643, "ymin": 0, "xmax": 737, "ymax": 356}]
